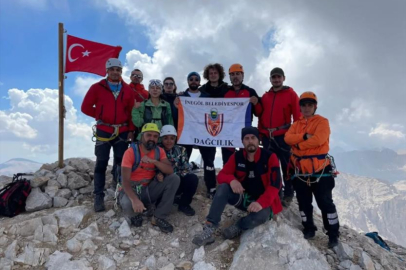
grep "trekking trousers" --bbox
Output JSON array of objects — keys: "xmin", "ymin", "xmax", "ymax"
[
  {"xmin": 207, "ymin": 184, "xmax": 270, "ymax": 230},
  {"xmin": 119, "ymin": 174, "xmax": 180, "ymax": 220},
  {"xmin": 262, "ymin": 135, "xmax": 293, "ymax": 198},
  {"xmin": 198, "ymin": 146, "xmax": 217, "ymax": 192},
  {"xmin": 94, "ymin": 129, "xmax": 129, "ymax": 197},
  {"xmin": 221, "ymin": 148, "xmax": 235, "ymax": 166},
  {"xmin": 176, "ymin": 173, "xmax": 199, "ymax": 206},
  {"xmin": 292, "ymin": 168, "xmax": 340, "ymax": 237}
]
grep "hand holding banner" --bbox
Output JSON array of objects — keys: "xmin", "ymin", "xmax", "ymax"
[{"xmin": 177, "ymin": 97, "xmax": 251, "ymax": 148}]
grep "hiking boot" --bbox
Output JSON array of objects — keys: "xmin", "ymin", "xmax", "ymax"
[
  {"xmin": 328, "ymin": 235, "xmax": 339, "ymax": 248},
  {"xmin": 192, "ymin": 223, "xmax": 216, "ymax": 246},
  {"xmin": 130, "ymin": 215, "xmax": 143, "ymax": 227},
  {"xmin": 173, "ymin": 195, "xmax": 181, "ymax": 205},
  {"xmin": 206, "ymin": 188, "xmax": 216, "ymax": 199},
  {"xmin": 143, "ymin": 204, "xmax": 155, "ymax": 217},
  {"xmin": 178, "ymin": 204, "xmax": 196, "ymax": 216},
  {"xmin": 222, "ymin": 223, "xmax": 242, "ymax": 240},
  {"xmin": 94, "ymin": 195, "xmax": 105, "ymax": 212},
  {"xmin": 303, "ymin": 229, "xmax": 316, "ymax": 240},
  {"xmin": 151, "ymin": 216, "xmax": 173, "ymax": 233}
]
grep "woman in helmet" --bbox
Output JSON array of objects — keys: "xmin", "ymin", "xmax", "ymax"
[
  {"xmin": 284, "ymin": 91, "xmax": 340, "ymax": 248},
  {"xmin": 159, "ymin": 125, "xmax": 199, "ymax": 216},
  {"xmin": 132, "ymin": 79, "xmax": 174, "ymax": 140}
]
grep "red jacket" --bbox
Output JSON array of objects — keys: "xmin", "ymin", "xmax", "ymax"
[
  {"xmin": 224, "ymin": 84, "xmax": 262, "ymax": 117},
  {"xmin": 81, "ymin": 79, "xmax": 135, "ymax": 133},
  {"xmin": 129, "ymin": 83, "xmax": 149, "ymax": 102},
  {"xmin": 257, "ymin": 86, "xmax": 301, "ymax": 137},
  {"xmin": 217, "ymin": 148, "xmax": 283, "ymax": 214}
]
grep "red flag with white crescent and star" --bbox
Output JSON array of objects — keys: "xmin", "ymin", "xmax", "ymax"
[{"xmin": 65, "ymin": 35, "xmax": 122, "ymax": 76}]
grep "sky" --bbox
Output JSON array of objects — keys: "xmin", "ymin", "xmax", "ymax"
[{"xmin": 0, "ymin": 0, "xmax": 405, "ymax": 164}]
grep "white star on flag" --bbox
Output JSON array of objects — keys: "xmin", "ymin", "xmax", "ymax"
[{"xmin": 82, "ymin": 50, "xmax": 91, "ymax": 57}]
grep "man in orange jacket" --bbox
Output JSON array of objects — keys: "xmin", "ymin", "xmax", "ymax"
[
  {"xmin": 257, "ymin": 67, "xmax": 301, "ymax": 205},
  {"xmin": 284, "ymin": 91, "xmax": 340, "ymax": 248},
  {"xmin": 81, "ymin": 58, "xmax": 135, "ymax": 212}
]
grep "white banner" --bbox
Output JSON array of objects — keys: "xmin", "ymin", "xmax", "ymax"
[{"xmin": 177, "ymin": 97, "xmax": 251, "ymax": 148}]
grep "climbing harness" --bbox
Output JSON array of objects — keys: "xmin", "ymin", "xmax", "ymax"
[
  {"xmin": 290, "ymin": 154, "xmax": 339, "ymax": 186},
  {"xmin": 267, "ymin": 124, "xmax": 291, "ymax": 153},
  {"xmin": 92, "ymin": 120, "xmax": 128, "ymax": 142}
]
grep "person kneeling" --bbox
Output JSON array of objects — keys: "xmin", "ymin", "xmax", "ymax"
[
  {"xmin": 119, "ymin": 123, "xmax": 180, "ymax": 233},
  {"xmin": 159, "ymin": 125, "xmax": 199, "ymax": 216},
  {"xmin": 192, "ymin": 127, "xmax": 283, "ymax": 246}
]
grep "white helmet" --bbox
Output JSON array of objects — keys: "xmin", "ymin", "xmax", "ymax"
[
  {"xmin": 106, "ymin": 58, "xmax": 122, "ymax": 69},
  {"xmin": 160, "ymin": 125, "xmax": 177, "ymax": 137}
]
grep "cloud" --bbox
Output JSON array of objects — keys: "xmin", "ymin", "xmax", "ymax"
[
  {"xmin": 369, "ymin": 124, "xmax": 405, "ymax": 139},
  {"xmin": 96, "ymin": 0, "xmax": 406, "ymax": 151},
  {"xmin": 71, "ymin": 75, "xmax": 100, "ymax": 97},
  {"xmin": 0, "ymin": 88, "xmax": 94, "ymax": 163}
]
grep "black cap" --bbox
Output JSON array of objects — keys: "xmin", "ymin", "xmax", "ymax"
[
  {"xmin": 270, "ymin": 67, "xmax": 285, "ymax": 77},
  {"xmin": 241, "ymin": 126, "xmax": 260, "ymax": 141}
]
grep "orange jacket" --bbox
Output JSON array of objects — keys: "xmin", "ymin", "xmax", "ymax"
[{"xmin": 284, "ymin": 115, "xmax": 330, "ymax": 174}]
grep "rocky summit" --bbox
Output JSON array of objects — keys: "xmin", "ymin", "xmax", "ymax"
[{"xmin": 0, "ymin": 158, "xmax": 405, "ymax": 270}]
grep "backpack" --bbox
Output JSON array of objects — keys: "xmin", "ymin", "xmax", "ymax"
[
  {"xmin": 365, "ymin": 232, "xmax": 391, "ymax": 251},
  {"xmin": 0, "ymin": 173, "xmax": 32, "ymax": 217},
  {"xmin": 117, "ymin": 142, "xmax": 161, "ymax": 184}
]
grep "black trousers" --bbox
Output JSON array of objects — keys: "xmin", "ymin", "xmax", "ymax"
[
  {"xmin": 292, "ymin": 168, "xmax": 340, "ymax": 237},
  {"xmin": 221, "ymin": 148, "xmax": 235, "ymax": 166},
  {"xmin": 94, "ymin": 129, "xmax": 129, "ymax": 196},
  {"xmin": 262, "ymin": 135, "xmax": 293, "ymax": 197},
  {"xmin": 207, "ymin": 184, "xmax": 270, "ymax": 229},
  {"xmin": 176, "ymin": 173, "xmax": 199, "ymax": 206},
  {"xmin": 198, "ymin": 146, "xmax": 217, "ymax": 192}
]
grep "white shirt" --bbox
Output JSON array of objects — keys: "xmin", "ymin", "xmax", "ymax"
[{"xmin": 188, "ymin": 91, "xmax": 201, "ymax": 98}]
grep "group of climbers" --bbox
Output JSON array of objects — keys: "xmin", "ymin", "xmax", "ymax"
[{"xmin": 81, "ymin": 58, "xmax": 340, "ymax": 248}]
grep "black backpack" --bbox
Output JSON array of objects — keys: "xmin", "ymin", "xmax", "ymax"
[{"xmin": 0, "ymin": 173, "xmax": 32, "ymax": 217}]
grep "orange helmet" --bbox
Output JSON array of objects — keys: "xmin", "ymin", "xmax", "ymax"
[
  {"xmin": 299, "ymin": 91, "xmax": 318, "ymax": 105},
  {"xmin": 229, "ymin": 63, "xmax": 244, "ymax": 73}
]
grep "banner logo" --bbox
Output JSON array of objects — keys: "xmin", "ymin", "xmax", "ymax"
[{"xmin": 205, "ymin": 108, "xmax": 224, "ymax": 137}]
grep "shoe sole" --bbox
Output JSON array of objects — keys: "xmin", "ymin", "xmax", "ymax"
[
  {"xmin": 192, "ymin": 237, "xmax": 215, "ymax": 246},
  {"xmin": 151, "ymin": 219, "xmax": 173, "ymax": 233}
]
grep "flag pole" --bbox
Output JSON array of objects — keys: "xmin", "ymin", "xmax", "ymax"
[{"xmin": 58, "ymin": 22, "xmax": 65, "ymax": 168}]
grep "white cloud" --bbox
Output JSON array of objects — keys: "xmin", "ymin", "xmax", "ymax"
[
  {"xmin": 0, "ymin": 88, "xmax": 94, "ymax": 163},
  {"xmin": 71, "ymin": 76, "xmax": 100, "ymax": 97},
  {"xmin": 369, "ymin": 124, "xmax": 405, "ymax": 139}
]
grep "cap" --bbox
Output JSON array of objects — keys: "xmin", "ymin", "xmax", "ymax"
[{"xmin": 270, "ymin": 67, "xmax": 284, "ymax": 77}]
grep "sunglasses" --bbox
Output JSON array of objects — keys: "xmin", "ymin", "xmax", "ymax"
[
  {"xmin": 189, "ymin": 78, "xmax": 200, "ymax": 82},
  {"xmin": 164, "ymin": 82, "xmax": 174, "ymax": 86},
  {"xmin": 131, "ymin": 74, "xmax": 143, "ymax": 79}
]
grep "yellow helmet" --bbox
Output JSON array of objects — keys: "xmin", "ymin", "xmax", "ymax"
[{"xmin": 141, "ymin": 123, "xmax": 160, "ymax": 133}]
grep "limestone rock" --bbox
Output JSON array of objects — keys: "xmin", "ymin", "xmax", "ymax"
[
  {"xmin": 170, "ymin": 238, "xmax": 180, "ymax": 248},
  {"xmin": 45, "ymin": 185, "xmax": 59, "ymax": 197},
  {"xmin": 349, "ymin": 265, "xmax": 362, "ymax": 270},
  {"xmin": 46, "ymin": 250, "xmax": 93, "ymax": 270},
  {"xmin": 98, "ymin": 255, "xmax": 117, "ymax": 270},
  {"xmin": 35, "ymin": 169, "xmax": 53, "ymax": 177},
  {"xmin": 66, "ymin": 237, "xmax": 82, "ymax": 253},
  {"xmin": 56, "ymin": 174, "xmax": 68, "ymax": 187},
  {"xmin": 54, "ymin": 205, "xmax": 92, "ymax": 233},
  {"xmin": 145, "ymin": 255, "xmax": 156, "ymax": 269},
  {"xmin": 25, "ymin": 187, "xmax": 52, "ymax": 212},
  {"xmin": 74, "ymin": 221, "xmax": 99, "ymax": 241},
  {"xmin": 81, "ymin": 239, "xmax": 97, "ymax": 255},
  {"xmin": 360, "ymin": 252, "xmax": 375, "ymax": 270},
  {"xmin": 4, "ymin": 240, "xmax": 18, "ymax": 260},
  {"xmin": 48, "ymin": 179, "xmax": 62, "ymax": 188},
  {"xmin": 34, "ymin": 224, "xmax": 58, "ymax": 243},
  {"xmin": 193, "ymin": 261, "xmax": 216, "ymax": 270},
  {"xmin": 14, "ymin": 243, "xmax": 50, "ymax": 266},
  {"xmin": 16, "ymin": 217, "xmax": 43, "ymax": 236},
  {"xmin": 79, "ymin": 185, "xmax": 93, "ymax": 194},
  {"xmin": 30, "ymin": 176, "xmax": 50, "ymax": 188},
  {"xmin": 67, "ymin": 172, "xmax": 88, "ymax": 190},
  {"xmin": 192, "ymin": 246, "xmax": 205, "ymax": 263},
  {"xmin": 118, "ymin": 220, "xmax": 132, "ymax": 237},
  {"xmin": 334, "ymin": 242, "xmax": 354, "ymax": 261},
  {"xmin": 104, "ymin": 209, "xmax": 116, "ymax": 218},
  {"xmin": 53, "ymin": 196, "xmax": 68, "ymax": 207},
  {"xmin": 160, "ymin": 263, "xmax": 175, "ymax": 270},
  {"xmin": 56, "ymin": 188, "xmax": 71, "ymax": 199}
]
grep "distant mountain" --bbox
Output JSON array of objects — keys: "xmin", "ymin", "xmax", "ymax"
[
  {"xmin": 0, "ymin": 158, "xmax": 43, "ymax": 177},
  {"xmin": 333, "ymin": 173, "xmax": 406, "ymax": 247},
  {"xmin": 331, "ymin": 148, "xmax": 406, "ymax": 183}
]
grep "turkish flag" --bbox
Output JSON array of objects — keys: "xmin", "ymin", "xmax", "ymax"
[{"xmin": 65, "ymin": 35, "xmax": 122, "ymax": 76}]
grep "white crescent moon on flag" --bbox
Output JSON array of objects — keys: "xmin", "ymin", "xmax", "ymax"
[{"xmin": 68, "ymin": 43, "xmax": 84, "ymax": 62}]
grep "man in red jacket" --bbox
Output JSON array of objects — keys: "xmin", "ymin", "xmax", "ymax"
[
  {"xmin": 129, "ymin": 68, "xmax": 149, "ymax": 102},
  {"xmin": 192, "ymin": 127, "xmax": 282, "ymax": 246},
  {"xmin": 257, "ymin": 67, "xmax": 301, "ymax": 205},
  {"xmin": 81, "ymin": 58, "xmax": 135, "ymax": 212},
  {"xmin": 221, "ymin": 64, "xmax": 262, "ymax": 165}
]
